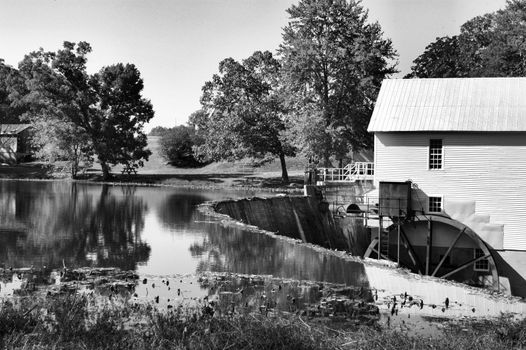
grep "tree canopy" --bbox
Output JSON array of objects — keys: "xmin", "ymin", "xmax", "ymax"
[
  {"xmin": 0, "ymin": 61, "xmax": 27, "ymax": 124},
  {"xmin": 194, "ymin": 0, "xmax": 397, "ymax": 178},
  {"xmin": 13, "ymin": 41, "xmax": 154, "ymax": 178},
  {"xmin": 279, "ymin": 0, "xmax": 397, "ymax": 164},
  {"xmin": 194, "ymin": 51, "xmax": 294, "ymax": 182},
  {"xmin": 408, "ymin": 0, "xmax": 526, "ymax": 78}
]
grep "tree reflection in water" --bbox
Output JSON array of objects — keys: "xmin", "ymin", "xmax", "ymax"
[
  {"xmin": 0, "ymin": 181, "xmax": 369, "ymax": 289},
  {"xmin": 189, "ymin": 216, "xmax": 370, "ymax": 287},
  {"xmin": 156, "ymin": 192, "xmax": 210, "ymax": 226},
  {"xmin": 0, "ymin": 182, "xmax": 150, "ymax": 270}
]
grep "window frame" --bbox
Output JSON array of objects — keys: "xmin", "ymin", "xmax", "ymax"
[
  {"xmin": 428, "ymin": 196, "xmax": 443, "ymax": 213},
  {"xmin": 428, "ymin": 138, "xmax": 443, "ymax": 170},
  {"xmin": 473, "ymin": 248, "xmax": 490, "ymax": 272}
]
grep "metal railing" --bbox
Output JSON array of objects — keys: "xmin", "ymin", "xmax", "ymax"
[
  {"xmin": 317, "ymin": 162, "xmax": 374, "ymax": 183},
  {"xmin": 330, "ymin": 195, "xmax": 413, "ymax": 219}
]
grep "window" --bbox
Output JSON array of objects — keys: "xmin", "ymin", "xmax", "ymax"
[
  {"xmin": 428, "ymin": 196, "xmax": 442, "ymax": 213},
  {"xmin": 474, "ymin": 249, "xmax": 489, "ymax": 272},
  {"xmin": 429, "ymin": 139, "xmax": 443, "ymax": 169}
]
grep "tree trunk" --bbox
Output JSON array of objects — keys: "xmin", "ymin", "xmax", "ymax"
[
  {"xmin": 71, "ymin": 158, "xmax": 79, "ymax": 179},
  {"xmin": 100, "ymin": 161, "xmax": 111, "ymax": 181},
  {"xmin": 324, "ymin": 153, "xmax": 331, "ymax": 167},
  {"xmin": 279, "ymin": 152, "xmax": 289, "ymax": 184}
]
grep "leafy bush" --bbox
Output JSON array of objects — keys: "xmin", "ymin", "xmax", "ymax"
[
  {"xmin": 159, "ymin": 126, "xmax": 203, "ymax": 167},
  {"xmin": 149, "ymin": 126, "xmax": 171, "ymax": 136}
]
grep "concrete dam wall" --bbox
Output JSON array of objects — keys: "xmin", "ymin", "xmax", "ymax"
[{"xmin": 213, "ymin": 196, "xmax": 369, "ymax": 255}]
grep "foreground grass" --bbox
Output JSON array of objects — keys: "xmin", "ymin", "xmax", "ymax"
[{"xmin": 1, "ymin": 295, "xmax": 525, "ymax": 350}]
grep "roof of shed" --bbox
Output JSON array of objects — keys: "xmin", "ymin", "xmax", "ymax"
[
  {"xmin": 368, "ymin": 77, "xmax": 526, "ymax": 132},
  {"xmin": 0, "ymin": 124, "xmax": 32, "ymax": 135}
]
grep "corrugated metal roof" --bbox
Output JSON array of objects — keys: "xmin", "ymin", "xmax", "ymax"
[
  {"xmin": 0, "ymin": 124, "xmax": 31, "ymax": 135},
  {"xmin": 368, "ymin": 77, "xmax": 526, "ymax": 132}
]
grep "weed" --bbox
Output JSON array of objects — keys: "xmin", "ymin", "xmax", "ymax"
[
  {"xmin": 0, "ymin": 295, "xmax": 525, "ymax": 350},
  {"xmin": 0, "ymin": 299, "xmax": 39, "ymax": 339}
]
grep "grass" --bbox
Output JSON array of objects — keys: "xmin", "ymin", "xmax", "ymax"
[
  {"xmin": 0, "ymin": 136, "xmax": 308, "ymax": 189},
  {"xmin": 1, "ymin": 294, "xmax": 526, "ymax": 350}
]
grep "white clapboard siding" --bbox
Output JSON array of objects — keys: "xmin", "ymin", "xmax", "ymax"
[{"xmin": 374, "ymin": 132, "xmax": 526, "ymax": 251}]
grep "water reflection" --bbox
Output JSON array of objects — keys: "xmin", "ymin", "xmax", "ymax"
[
  {"xmin": 156, "ymin": 192, "xmax": 209, "ymax": 226},
  {"xmin": 2, "ymin": 180, "xmax": 525, "ymax": 327},
  {"xmin": 0, "ymin": 181, "xmax": 368, "ymax": 289},
  {"xmin": 0, "ymin": 181, "xmax": 150, "ymax": 270},
  {"xmin": 189, "ymin": 214, "xmax": 369, "ymax": 286}
]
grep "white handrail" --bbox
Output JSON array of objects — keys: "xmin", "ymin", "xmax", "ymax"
[{"xmin": 317, "ymin": 162, "xmax": 374, "ymax": 183}]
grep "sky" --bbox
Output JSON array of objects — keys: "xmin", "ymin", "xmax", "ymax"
[{"xmin": 0, "ymin": 0, "xmax": 508, "ymax": 131}]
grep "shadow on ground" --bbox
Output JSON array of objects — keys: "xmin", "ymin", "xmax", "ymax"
[
  {"xmin": 97, "ymin": 173, "xmax": 305, "ymax": 189},
  {"xmin": 0, "ymin": 162, "xmax": 305, "ymax": 191},
  {"xmin": 0, "ymin": 164, "xmax": 53, "ymax": 179}
]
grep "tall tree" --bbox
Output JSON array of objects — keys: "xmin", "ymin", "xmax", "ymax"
[
  {"xmin": 90, "ymin": 63, "xmax": 154, "ymax": 178},
  {"xmin": 408, "ymin": 0, "xmax": 526, "ymax": 78},
  {"xmin": 194, "ymin": 51, "xmax": 294, "ymax": 183},
  {"xmin": 15, "ymin": 42, "xmax": 153, "ymax": 179},
  {"xmin": 16, "ymin": 45, "xmax": 93, "ymax": 176},
  {"xmin": 279, "ymin": 0, "xmax": 397, "ymax": 164}
]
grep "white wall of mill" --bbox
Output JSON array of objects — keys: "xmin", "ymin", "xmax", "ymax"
[{"xmin": 374, "ymin": 132, "xmax": 526, "ymax": 251}]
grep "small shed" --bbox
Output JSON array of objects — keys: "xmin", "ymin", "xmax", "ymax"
[{"xmin": 0, "ymin": 124, "xmax": 33, "ymax": 163}]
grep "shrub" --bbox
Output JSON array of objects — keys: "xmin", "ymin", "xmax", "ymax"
[
  {"xmin": 159, "ymin": 126, "xmax": 202, "ymax": 167},
  {"xmin": 149, "ymin": 126, "xmax": 171, "ymax": 136}
]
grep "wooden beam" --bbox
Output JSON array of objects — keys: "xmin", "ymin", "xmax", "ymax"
[
  {"xmin": 432, "ymin": 228, "xmax": 466, "ymax": 277},
  {"xmin": 440, "ymin": 254, "xmax": 491, "ymax": 279},
  {"xmin": 364, "ymin": 238, "xmax": 378, "ymax": 259},
  {"xmin": 425, "ymin": 218, "xmax": 432, "ymax": 275},
  {"xmin": 370, "ymin": 247, "xmax": 389, "ymax": 260},
  {"xmin": 487, "ymin": 253, "xmax": 500, "ymax": 292},
  {"xmin": 399, "ymin": 227, "xmax": 424, "ymax": 275}
]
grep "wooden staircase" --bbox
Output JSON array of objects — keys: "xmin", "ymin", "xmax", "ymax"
[
  {"xmin": 364, "ymin": 227, "xmax": 391, "ymax": 260},
  {"xmin": 378, "ymin": 229, "xmax": 390, "ymax": 258}
]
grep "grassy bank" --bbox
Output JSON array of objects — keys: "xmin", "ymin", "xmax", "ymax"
[
  {"xmin": 0, "ymin": 136, "xmax": 308, "ymax": 190},
  {"xmin": 0, "ymin": 294, "xmax": 525, "ymax": 350}
]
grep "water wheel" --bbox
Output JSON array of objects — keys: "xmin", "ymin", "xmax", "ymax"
[{"xmin": 364, "ymin": 214, "xmax": 499, "ymax": 291}]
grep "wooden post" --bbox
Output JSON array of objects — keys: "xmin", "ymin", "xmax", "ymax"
[
  {"xmin": 397, "ymin": 198, "xmax": 401, "ymax": 265},
  {"xmin": 368, "ymin": 197, "xmax": 371, "ymax": 227},
  {"xmin": 425, "ymin": 218, "xmax": 432, "ymax": 275},
  {"xmin": 397, "ymin": 222, "xmax": 401, "ymax": 265},
  {"xmin": 378, "ymin": 216, "xmax": 383, "ymax": 260},
  {"xmin": 400, "ymin": 227, "xmax": 424, "ymax": 274}
]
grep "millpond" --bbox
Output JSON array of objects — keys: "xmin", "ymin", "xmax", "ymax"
[
  {"xmin": 0, "ymin": 180, "xmax": 525, "ymax": 335},
  {"xmin": 0, "ymin": 180, "xmax": 364, "ymax": 282}
]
